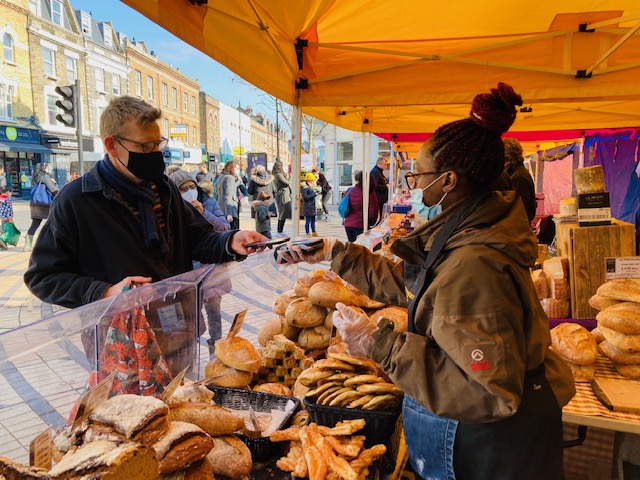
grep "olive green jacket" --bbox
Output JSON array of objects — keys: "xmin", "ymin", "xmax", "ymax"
[{"xmin": 331, "ymin": 191, "xmax": 575, "ymax": 423}]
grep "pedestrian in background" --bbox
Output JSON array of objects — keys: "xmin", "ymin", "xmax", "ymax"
[
  {"xmin": 0, "ymin": 164, "xmax": 6, "ymax": 189},
  {"xmin": 343, "ymin": 170, "xmax": 378, "ymax": 242},
  {"xmin": 272, "ymin": 160, "xmax": 292, "ymax": 237},
  {"xmin": 247, "ymin": 164, "xmax": 276, "ymax": 218},
  {"xmin": 0, "ymin": 186, "xmax": 14, "ymax": 250},
  {"xmin": 25, "ymin": 162, "xmax": 58, "ymax": 252},
  {"xmin": 370, "ymin": 156, "xmax": 389, "ymax": 218},
  {"xmin": 301, "ymin": 172, "xmax": 319, "ymax": 237},
  {"xmin": 313, "ymin": 167, "xmax": 332, "ymax": 221},
  {"xmin": 198, "ymin": 179, "xmax": 230, "ymax": 232},
  {"xmin": 503, "ymin": 137, "xmax": 536, "ymax": 223},
  {"xmin": 252, "ymin": 191, "xmax": 274, "ymax": 239},
  {"xmin": 196, "ymin": 162, "xmax": 214, "ymax": 183},
  {"xmin": 217, "ymin": 160, "xmax": 241, "ymax": 230}
]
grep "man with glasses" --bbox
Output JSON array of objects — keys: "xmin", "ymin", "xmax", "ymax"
[{"xmin": 25, "ymin": 95, "xmax": 265, "ymax": 309}]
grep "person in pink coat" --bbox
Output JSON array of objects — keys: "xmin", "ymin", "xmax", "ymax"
[{"xmin": 343, "ymin": 170, "xmax": 379, "ymax": 242}]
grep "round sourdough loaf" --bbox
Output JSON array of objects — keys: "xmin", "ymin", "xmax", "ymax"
[
  {"xmin": 214, "ymin": 336, "xmax": 261, "ymax": 373},
  {"xmin": 294, "ymin": 270, "xmax": 342, "ymax": 297},
  {"xmin": 297, "ymin": 325, "xmax": 331, "ymax": 350},
  {"xmin": 204, "ymin": 358, "xmax": 253, "ymax": 388},
  {"xmin": 550, "ymin": 323, "xmax": 598, "ymax": 365},
  {"xmin": 285, "ymin": 297, "xmax": 327, "ymax": 328},
  {"xmin": 273, "ymin": 289, "xmax": 298, "ymax": 316},
  {"xmin": 258, "ymin": 317, "xmax": 300, "ymax": 346}
]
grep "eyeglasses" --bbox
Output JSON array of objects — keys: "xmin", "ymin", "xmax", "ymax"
[
  {"xmin": 404, "ymin": 171, "xmax": 444, "ymax": 189},
  {"xmin": 114, "ymin": 136, "xmax": 169, "ymax": 153},
  {"xmin": 179, "ymin": 183, "xmax": 197, "ymax": 193}
]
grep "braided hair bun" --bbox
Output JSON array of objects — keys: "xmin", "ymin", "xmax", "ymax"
[{"xmin": 429, "ymin": 82, "xmax": 523, "ymax": 188}]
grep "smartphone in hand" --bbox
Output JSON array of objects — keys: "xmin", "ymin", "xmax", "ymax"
[
  {"xmin": 273, "ymin": 238, "xmax": 324, "ymax": 264},
  {"xmin": 245, "ymin": 237, "xmax": 290, "ymax": 249}
]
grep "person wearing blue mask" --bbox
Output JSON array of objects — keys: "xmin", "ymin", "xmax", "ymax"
[{"xmin": 277, "ymin": 83, "xmax": 575, "ymax": 480}]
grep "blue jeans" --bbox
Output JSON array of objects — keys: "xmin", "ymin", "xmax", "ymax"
[
  {"xmin": 305, "ymin": 215, "xmax": 316, "ymax": 233},
  {"xmin": 403, "ymin": 395, "xmax": 458, "ymax": 480}
]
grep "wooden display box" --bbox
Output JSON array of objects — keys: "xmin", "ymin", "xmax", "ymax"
[{"xmin": 555, "ymin": 219, "xmax": 636, "ymax": 319}]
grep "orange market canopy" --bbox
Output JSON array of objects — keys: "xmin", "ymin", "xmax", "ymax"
[{"xmin": 121, "ymin": 0, "xmax": 640, "ymax": 136}]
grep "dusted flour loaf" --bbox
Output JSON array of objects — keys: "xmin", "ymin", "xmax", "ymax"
[
  {"xmin": 531, "ymin": 270, "xmax": 549, "ymax": 300},
  {"xmin": 48, "ymin": 440, "xmax": 158, "ymax": 479},
  {"xmin": 540, "ymin": 298, "xmax": 570, "ymax": 319},
  {"xmin": 167, "ymin": 384, "xmax": 214, "ymax": 405},
  {"xmin": 596, "ymin": 302, "xmax": 640, "ymax": 334},
  {"xmin": 285, "ymin": 297, "xmax": 327, "ymax": 328},
  {"xmin": 589, "ymin": 294, "xmax": 622, "ymax": 311},
  {"xmin": 214, "ymin": 336, "xmax": 261, "ymax": 373},
  {"xmin": 599, "ymin": 326, "xmax": 640, "ymax": 352},
  {"xmin": 308, "ymin": 281, "xmax": 351, "ymax": 309},
  {"xmin": 596, "ymin": 279, "xmax": 640, "ymax": 303},
  {"xmin": 550, "ymin": 323, "xmax": 598, "ymax": 365}
]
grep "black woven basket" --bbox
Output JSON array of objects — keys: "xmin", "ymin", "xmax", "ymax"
[
  {"xmin": 303, "ymin": 397, "xmax": 401, "ymax": 447},
  {"xmin": 208, "ymin": 386, "xmax": 300, "ymax": 461}
]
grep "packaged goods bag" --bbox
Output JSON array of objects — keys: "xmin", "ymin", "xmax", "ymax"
[{"xmin": 0, "ymin": 222, "xmax": 20, "ymax": 246}]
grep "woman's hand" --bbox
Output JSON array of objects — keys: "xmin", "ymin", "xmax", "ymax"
[
  {"xmin": 332, "ymin": 302, "xmax": 377, "ymax": 357},
  {"xmin": 190, "ymin": 200, "xmax": 204, "ymax": 214},
  {"xmin": 226, "ymin": 215, "xmax": 233, "ymax": 223},
  {"xmin": 102, "ymin": 276, "xmax": 152, "ymax": 298}
]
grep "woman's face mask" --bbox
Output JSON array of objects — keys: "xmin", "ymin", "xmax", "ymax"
[
  {"xmin": 181, "ymin": 187, "xmax": 198, "ymax": 203},
  {"xmin": 410, "ymin": 172, "xmax": 448, "ymax": 221}
]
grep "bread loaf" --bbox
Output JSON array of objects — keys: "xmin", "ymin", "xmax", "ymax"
[
  {"xmin": 168, "ymin": 402, "xmax": 244, "ymax": 436},
  {"xmin": 599, "ymin": 325, "xmax": 640, "ymax": 352},
  {"xmin": 346, "ymin": 283, "xmax": 386, "ymax": 309},
  {"xmin": 531, "ymin": 270, "xmax": 549, "ymax": 300},
  {"xmin": 167, "ymin": 384, "xmax": 214, "ymax": 405},
  {"xmin": 298, "ymin": 325, "xmax": 331, "ymax": 350},
  {"xmin": 550, "ymin": 278, "xmax": 569, "ymax": 300},
  {"xmin": 88, "ymin": 394, "xmax": 170, "ymax": 446},
  {"xmin": 599, "ymin": 341, "xmax": 640, "ymax": 364},
  {"xmin": 550, "ymin": 323, "xmax": 597, "ymax": 365},
  {"xmin": 206, "ymin": 435, "xmax": 252, "ymax": 479},
  {"xmin": 294, "ymin": 270, "xmax": 341, "ymax": 297},
  {"xmin": 273, "ymin": 289, "xmax": 298, "ymax": 316},
  {"xmin": 152, "ymin": 421, "xmax": 214, "ymax": 475},
  {"xmin": 596, "ymin": 279, "xmax": 640, "ymax": 303},
  {"xmin": 165, "ymin": 458, "xmax": 215, "ymax": 480},
  {"xmin": 253, "ymin": 382, "xmax": 293, "ymax": 396},
  {"xmin": 612, "ymin": 363, "xmax": 640, "ymax": 380},
  {"xmin": 0, "ymin": 456, "xmax": 48, "ymax": 479},
  {"xmin": 567, "ymin": 361, "xmax": 595, "ymax": 383},
  {"xmin": 214, "ymin": 336, "xmax": 261, "ymax": 373},
  {"xmin": 204, "ymin": 358, "xmax": 253, "ymax": 388},
  {"xmin": 48, "ymin": 440, "xmax": 158, "ymax": 480},
  {"xmin": 591, "ymin": 326, "xmax": 605, "ymax": 344},
  {"xmin": 540, "ymin": 298, "xmax": 570, "ymax": 319},
  {"xmin": 589, "ymin": 294, "xmax": 622, "ymax": 311},
  {"xmin": 596, "ymin": 302, "xmax": 640, "ymax": 334},
  {"xmin": 285, "ymin": 297, "xmax": 327, "ymax": 328},
  {"xmin": 370, "ymin": 306, "xmax": 409, "ymax": 332},
  {"xmin": 308, "ymin": 281, "xmax": 351, "ymax": 309}
]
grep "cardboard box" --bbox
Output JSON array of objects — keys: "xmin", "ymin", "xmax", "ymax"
[{"xmin": 577, "ymin": 192, "xmax": 611, "ymax": 227}]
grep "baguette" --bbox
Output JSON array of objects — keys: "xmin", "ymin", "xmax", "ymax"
[
  {"xmin": 206, "ymin": 434, "xmax": 252, "ymax": 479},
  {"xmin": 596, "ymin": 302, "xmax": 640, "ymax": 334},
  {"xmin": 549, "ymin": 323, "xmax": 597, "ymax": 365},
  {"xmin": 596, "ymin": 279, "xmax": 640, "ymax": 303},
  {"xmin": 168, "ymin": 402, "xmax": 244, "ymax": 436},
  {"xmin": 152, "ymin": 421, "xmax": 214, "ymax": 475}
]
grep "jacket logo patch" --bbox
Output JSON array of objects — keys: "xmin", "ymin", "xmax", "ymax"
[
  {"xmin": 404, "ymin": 287, "xmax": 415, "ymax": 300},
  {"xmin": 470, "ymin": 348, "xmax": 490, "ymax": 371}
]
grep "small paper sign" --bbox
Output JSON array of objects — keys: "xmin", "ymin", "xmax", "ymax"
[
  {"xmin": 72, "ymin": 371, "xmax": 116, "ymax": 429},
  {"xmin": 161, "ymin": 366, "xmax": 190, "ymax": 402},
  {"xmin": 29, "ymin": 427, "xmax": 53, "ymax": 469},
  {"xmin": 227, "ymin": 308, "xmax": 248, "ymax": 339}
]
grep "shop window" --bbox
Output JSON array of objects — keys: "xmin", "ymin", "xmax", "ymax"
[
  {"xmin": 3, "ymin": 34, "xmax": 14, "ymax": 63},
  {"xmin": 46, "ymin": 93, "xmax": 59, "ymax": 125},
  {"xmin": 147, "ymin": 76, "xmax": 154, "ymax": 100},
  {"xmin": 29, "ymin": 0, "xmax": 40, "ymax": 15},
  {"xmin": 338, "ymin": 163, "xmax": 353, "ymax": 187},
  {"xmin": 0, "ymin": 84, "xmax": 15, "ymax": 120},
  {"xmin": 183, "ymin": 93, "xmax": 188, "ymax": 112},
  {"xmin": 43, "ymin": 48, "xmax": 55, "ymax": 77},
  {"xmin": 161, "ymin": 83, "xmax": 167, "ymax": 105},
  {"xmin": 51, "ymin": 0, "xmax": 63, "ymax": 26},
  {"xmin": 81, "ymin": 11, "xmax": 91, "ymax": 35},
  {"xmin": 171, "ymin": 87, "xmax": 177, "ymax": 108}
]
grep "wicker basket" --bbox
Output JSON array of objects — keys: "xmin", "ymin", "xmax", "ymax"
[{"xmin": 208, "ymin": 386, "xmax": 300, "ymax": 461}]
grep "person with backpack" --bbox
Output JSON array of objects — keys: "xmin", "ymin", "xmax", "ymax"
[{"xmin": 342, "ymin": 170, "xmax": 378, "ymax": 241}]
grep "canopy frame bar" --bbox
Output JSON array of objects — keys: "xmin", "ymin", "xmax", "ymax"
[{"xmin": 586, "ymin": 19, "xmax": 640, "ymax": 75}]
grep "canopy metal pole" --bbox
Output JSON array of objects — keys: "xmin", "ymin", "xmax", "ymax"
[
  {"xmin": 389, "ymin": 140, "xmax": 396, "ymax": 210},
  {"xmin": 291, "ymin": 97, "xmax": 302, "ymax": 239},
  {"xmin": 362, "ymin": 132, "xmax": 370, "ymax": 232}
]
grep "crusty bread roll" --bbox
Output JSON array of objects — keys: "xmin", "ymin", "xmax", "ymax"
[
  {"xmin": 592, "ymin": 326, "xmax": 605, "ymax": 344},
  {"xmin": 167, "ymin": 383, "xmax": 215, "ymax": 405},
  {"xmin": 206, "ymin": 434, "xmax": 252, "ymax": 479},
  {"xmin": 214, "ymin": 336, "xmax": 261, "ymax": 373},
  {"xmin": 370, "ymin": 306, "xmax": 409, "ymax": 332},
  {"xmin": 293, "ymin": 376, "xmax": 311, "ymax": 402},
  {"xmin": 253, "ymin": 382, "xmax": 293, "ymax": 396},
  {"xmin": 599, "ymin": 340, "xmax": 640, "ymax": 364},
  {"xmin": 273, "ymin": 289, "xmax": 299, "ymax": 316},
  {"xmin": 204, "ymin": 358, "xmax": 253, "ymax": 388},
  {"xmin": 297, "ymin": 325, "xmax": 331, "ymax": 350},
  {"xmin": 346, "ymin": 283, "xmax": 386, "ymax": 309},
  {"xmin": 0, "ymin": 456, "xmax": 48, "ymax": 479},
  {"xmin": 164, "ymin": 458, "xmax": 214, "ymax": 480},
  {"xmin": 567, "ymin": 361, "xmax": 596, "ymax": 383},
  {"xmin": 168, "ymin": 402, "xmax": 244, "ymax": 436},
  {"xmin": 599, "ymin": 325, "xmax": 640, "ymax": 352},
  {"xmin": 153, "ymin": 421, "xmax": 214, "ymax": 475},
  {"xmin": 293, "ymin": 270, "xmax": 342, "ymax": 297},
  {"xmin": 48, "ymin": 440, "xmax": 158, "ymax": 480},
  {"xmin": 308, "ymin": 281, "xmax": 351, "ymax": 309},
  {"xmin": 550, "ymin": 323, "xmax": 597, "ymax": 365},
  {"xmin": 88, "ymin": 394, "xmax": 170, "ymax": 446},
  {"xmin": 597, "ymin": 279, "xmax": 640, "ymax": 303},
  {"xmin": 612, "ymin": 362, "xmax": 640, "ymax": 379},
  {"xmin": 285, "ymin": 297, "xmax": 327, "ymax": 328},
  {"xmin": 589, "ymin": 294, "xmax": 622, "ymax": 311},
  {"xmin": 258, "ymin": 317, "xmax": 300, "ymax": 347},
  {"xmin": 596, "ymin": 302, "xmax": 640, "ymax": 334}
]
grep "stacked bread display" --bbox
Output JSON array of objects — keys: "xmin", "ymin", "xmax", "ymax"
[
  {"xmin": 550, "ymin": 323, "xmax": 598, "ymax": 382},
  {"xmin": 535, "ymin": 257, "xmax": 571, "ymax": 318},
  {"xmin": 591, "ymin": 279, "xmax": 640, "ymax": 379},
  {"xmin": 203, "ymin": 335, "xmax": 261, "ymax": 388}
]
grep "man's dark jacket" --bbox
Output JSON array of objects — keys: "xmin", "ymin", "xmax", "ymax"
[
  {"xmin": 24, "ymin": 161, "xmax": 238, "ymax": 308},
  {"xmin": 507, "ymin": 163, "xmax": 537, "ymax": 223},
  {"xmin": 369, "ymin": 165, "xmax": 388, "ymax": 207}
]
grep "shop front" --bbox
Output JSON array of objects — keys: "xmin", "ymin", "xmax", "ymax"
[{"xmin": 0, "ymin": 125, "xmax": 52, "ymax": 198}]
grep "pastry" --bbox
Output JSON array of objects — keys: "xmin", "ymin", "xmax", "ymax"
[
  {"xmin": 214, "ymin": 336, "xmax": 261, "ymax": 373},
  {"xmin": 253, "ymin": 382, "xmax": 293, "ymax": 396}
]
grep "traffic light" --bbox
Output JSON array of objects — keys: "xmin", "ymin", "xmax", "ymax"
[{"xmin": 55, "ymin": 85, "xmax": 76, "ymax": 127}]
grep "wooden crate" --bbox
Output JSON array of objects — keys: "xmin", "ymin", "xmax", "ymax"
[{"xmin": 555, "ymin": 219, "xmax": 636, "ymax": 319}]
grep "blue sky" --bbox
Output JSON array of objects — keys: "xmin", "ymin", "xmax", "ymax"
[{"xmin": 71, "ymin": 0, "xmax": 272, "ymax": 114}]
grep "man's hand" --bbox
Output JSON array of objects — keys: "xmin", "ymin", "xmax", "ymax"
[
  {"xmin": 230, "ymin": 231, "xmax": 269, "ymax": 256},
  {"xmin": 333, "ymin": 302, "xmax": 377, "ymax": 357},
  {"xmin": 191, "ymin": 200, "xmax": 204, "ymax": 214},
  {"xmin": 102, "ymin": 276, "xmax": 152, "ymax": 298}
]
